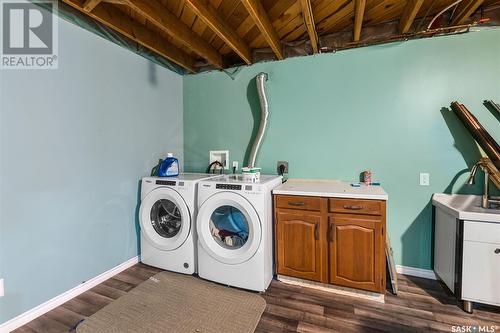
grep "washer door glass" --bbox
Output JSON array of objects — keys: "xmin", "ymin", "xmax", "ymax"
[
  {"xmin": 210, "ymin": 205, "xmax": 249, "ymax": 249},
  {"xmin": 150, "ymin": 199, "xmax": 182, "ymax": 238},
  {"xmin": 197, "ymin": 192, "xmax": 261, "ymax": 265},
  {"xmin": 140, "ymin": 187, "xmax": 190, "ymax": 251}
]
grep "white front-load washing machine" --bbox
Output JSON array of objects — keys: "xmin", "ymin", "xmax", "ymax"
[
  {"xmin": 196, "ymin": 174, "xmax": 282, "ymax": 291},
  {"xmin": 139, "ymin": 173, "xmax": 221, "ymax": 274}
]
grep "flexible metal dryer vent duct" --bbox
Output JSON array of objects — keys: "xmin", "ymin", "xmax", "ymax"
[{"xmin": 248, "ymin": 72, "xmax": 269, "ymax": 168}]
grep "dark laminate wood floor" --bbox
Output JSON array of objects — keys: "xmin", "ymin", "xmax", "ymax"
[{"xmin": 13, "ymin": 263, "xmax": 500, "ymax": 333}]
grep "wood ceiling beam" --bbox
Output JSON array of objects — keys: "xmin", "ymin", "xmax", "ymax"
[
  {"xmin": 124, "ymin": 0, "xmax": 223, "ymax": 69},
  {"xmin": 353, "ymin": 0, "xmax": 366, "ymax": 42},
  {"xmin": 451, "ymin": 0, "xmax": 485, "ymax": 25},
  {"xmin": 299, "ymin": 0, "xmax": 319, "ymax": 53},
  {"xmin": 186, "ymin": 0, "xmax": 252, "ymax": 65},
  {"xmin": 241, "ymin": 0, "xmax": 284, "ymax": 60},
  {"xmin": 62, "ymin": 0, "xmax": 197, "ymax": 72},
  {"xmin": 82, "ymin": 0, "xmax": 102, "ymax": 12},
  {"xmin": 399, "ymin": 0, "xmax": 424, "ymax": 34}
]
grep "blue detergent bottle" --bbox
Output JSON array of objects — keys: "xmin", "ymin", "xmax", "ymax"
[{"xmin": 158, "ymin": 153, "xmax": 179, "ymax": 177}]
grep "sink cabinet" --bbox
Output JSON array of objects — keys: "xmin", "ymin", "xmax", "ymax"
[
  {"xmin": 274, "ymin": 194, "xmax": 386, "ymax": 293},
  {"xmin": 433, "ymin": 199, "xmax": 500, "ymax": 313}
]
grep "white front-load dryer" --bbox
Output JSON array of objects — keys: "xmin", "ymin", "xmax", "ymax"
[
  {"xmin": 139, "ymin": 173, "xmax": 221, "ymax": 274},
  {"xmin": 196, "ymin": 174, "xmax": 282, "ymax": 291}
]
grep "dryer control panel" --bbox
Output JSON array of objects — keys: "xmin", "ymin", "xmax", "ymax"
[{"xmin": 216, "ymin": 184, "xmax": 242, "ymax": 190}]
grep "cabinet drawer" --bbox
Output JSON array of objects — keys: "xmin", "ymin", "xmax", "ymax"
[
  {"xmin": 329, "ymin": 198, "xmax": 382, "ymax": 215},
  {"xmin": 462, "ymin": 240, "xmax": 500, "ymax": 305},
  {"xmin": 464, "ymin": 221, "xmax": 500, "ymax": 244},
  {"xmin": 276, "ymin": 195, "xmax": 321, "ymax": 211}
]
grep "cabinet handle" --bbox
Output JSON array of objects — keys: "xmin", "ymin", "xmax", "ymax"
[
  {"xmin": 343, "ymin": 205, "xmax": 364, "ymax": 210},
  {"xmin": 495, "ymin": 249, "xmax": 500, "ymax": 254},
  {"xmin": 328, "ymin": 223, "xmax": 334, "ymax": 242},
  {"xmin": 314, "ymin": 223, "xmax": 319, "ymax": 240},
  {"xmin": 288, "ymin": 201, "xmax": 306, "ymax": 206}
]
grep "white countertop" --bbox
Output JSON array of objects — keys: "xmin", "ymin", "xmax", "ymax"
[
  {"xmin": 432, "ymin": 194, "xmax": 500, "ymax": 223},
  {"xmin": 273, "ymin": 179, "xmax": 388, "ymax": 200}
]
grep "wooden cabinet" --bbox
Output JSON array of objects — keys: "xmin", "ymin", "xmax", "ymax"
[
  {"xmin": 274, "ymin": 194, "xmax": 386, "ymax": 293},
  {"xmin": 328, "ymin": 214, "xmax": 384, "ymax": 292},
  {"xmin": 275, "ymin": 211, "xmax": 327, "ymax": 282}
]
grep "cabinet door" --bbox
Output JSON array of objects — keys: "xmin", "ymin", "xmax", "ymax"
[
  {"xmin": 329, "ymin": 214, "xmax": 384, "ymax": 292},
  {"xmin": 276, "ymin": 211, "xmax": 325, "ymax": 282}
]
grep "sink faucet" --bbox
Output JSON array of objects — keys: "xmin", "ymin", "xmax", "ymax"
[{"xmin": 466, "ymin": 161, "xmax": 500, "ymax": 209}]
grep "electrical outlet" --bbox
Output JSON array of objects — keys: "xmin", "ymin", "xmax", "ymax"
[
  {"xmin": 0, "ymin": 278, "xmax": 4, "ymax": 298},
  {"xmin": 277, "ymin": 161, "xmax": 289, "ymax": 174},
  {"xmin": 232, "ymin": 161, "xmax": 239, "ymax": 170},
  {"xmin": 209, "ymin": 150, "xmax": 229, "ymax": 170},
  {"xmin": 420, "ymin": 173, "xmax": 430, "ymax": 186}
]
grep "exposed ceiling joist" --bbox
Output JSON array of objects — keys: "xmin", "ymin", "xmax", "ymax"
[
  {"xmin": 62, "ymin": 0, "xmax": 197, "ymax": 72},
  {"xmin": 241, "ymin": 0, "xmax": 284, "ymax": 60},
  {"xmin": 62, "ymin": 0, "xmax": 500, "ymax": 71},
  {"xmin": 399, "ymin": 0, "xmax": 425, "ymax": 33},
  {"xmin": 124, "ymin": 0, "xmax": 223, "ymax": 69},
  {"xmin": 354, "ymin": 0, "xmax": 367, "ymax": 42},
  {"xmin": 82, "ymin": 0, "xmax": 102, "ymax": 12},
  {"xmin": 299, "ymin": 0, "xmax": 319, "ymax": 53},
  {"xmin": 451, "ymin": 0, "xmax": 485, "ymax": 25},
  {"xmin": 186, "ymin": 0, "xmax": 252, "ymax": 65}
]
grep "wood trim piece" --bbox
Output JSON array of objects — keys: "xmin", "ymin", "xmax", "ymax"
[
  {"xmin": 277, "ymin": 274, "xmax": 385, "ymax": 302},
  {"xmin": 82, "ymin": 0, "xmax": 102, "ymax": 12},
  {"xmin": 186, "ymin": 0, "xmax": 252, "ymax": 64},
  {"xmin": 451, "ymin": 0, "xmax": 485, "ymax": 25},
  {"xmin": 299, "ymin": 0, "xmax": 318, "ymax": 54},
  {"xmin": 62, "ymin": 0, "xmax": 197, "ymax": 72},
  {"xmin": 124, "ymin": 0, "xmax": 223, "ymax": 69},
  {"xmin": 353, "ymin": 0, "xmax": 367, "ymax": 42},
  {"xmin": 241, "ymin": 0, "xmax": 284, "ymax": 60},
  {"xmin": 395, "ymin": 265, "xmax": 437, "ymax": 280},
  {"xmin": 399, "ymin": 0, "xmax": 424, "ymax": 34}
]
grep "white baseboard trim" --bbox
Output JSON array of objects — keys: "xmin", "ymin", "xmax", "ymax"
[
  {"xmin": 0, "ymin": 256, "xmax": 139, "ymax": 333},
  {"xmin": 396, "ymin": 265, "xmax": 437, "ymax": 280}
]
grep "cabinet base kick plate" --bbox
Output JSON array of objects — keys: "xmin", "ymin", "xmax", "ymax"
[{"xmin": 277, "ymin": 275, "xmax": 385, "ymax": 303}]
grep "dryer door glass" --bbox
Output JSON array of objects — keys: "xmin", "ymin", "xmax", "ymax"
[
  {"xmin": 209, "ymin": 205, "xmax": 249, "ymax": 249},
  {"xmin": 150, "ymin": 199, "xmax": 182, "ymax": 238},
  {"xmin": 196, "ymin": 191, "xmax": 262, "ymax": 265}
]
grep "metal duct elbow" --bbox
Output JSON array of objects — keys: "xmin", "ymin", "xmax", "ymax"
[{"xmin": 248, "ymin": 72, "xmax": 269, "ymax": 168}]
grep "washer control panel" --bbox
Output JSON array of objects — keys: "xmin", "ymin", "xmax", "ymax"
[{"xmin": 156, "ymin": 180, "xmax": 176, "ymax": 186}]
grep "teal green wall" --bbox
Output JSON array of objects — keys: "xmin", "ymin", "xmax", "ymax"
[
  {"xmin": 0, "ymin": 12, "xmax": 183, "ymax": 324},
  {"xmin": 184, "ymin": 28, "xmax": 500, "ymax": 270}
]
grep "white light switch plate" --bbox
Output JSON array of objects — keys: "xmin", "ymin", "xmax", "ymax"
[
  {"xmin": 232, "ymin": 161, "xmax": 238, "ymax": 170},
  {"xmin": 0, "ymin": 278, "xmax": 4, "ymax": 297},
  {"xmin": 420, "ymin": 173, "xmax": 430, "ymax": 186}
]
